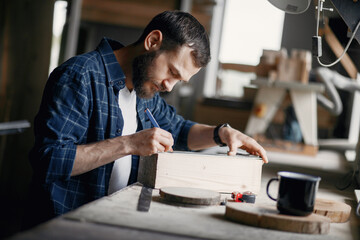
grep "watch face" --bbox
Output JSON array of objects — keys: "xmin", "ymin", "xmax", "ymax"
[{"xmin": 222, "ymin": 123, "xmax": 230, "ymax": 129}]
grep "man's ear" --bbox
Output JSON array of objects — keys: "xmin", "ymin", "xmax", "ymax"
[{"xmin": 144, "ymin": 30, "xmax": 162, "ymax": 51}]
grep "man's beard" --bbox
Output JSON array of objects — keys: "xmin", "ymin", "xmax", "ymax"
[{"xmin": 132, "ymin": 51, "xmax": 159, "ymax": 99}]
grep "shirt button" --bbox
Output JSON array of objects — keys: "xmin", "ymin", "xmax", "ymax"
[{"xmin": 117, "ymin": 128, "xmax": 122, "ymax": 134}]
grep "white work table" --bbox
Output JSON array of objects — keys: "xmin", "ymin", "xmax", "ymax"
[{"xmin": 8, "ymin": 149, "xmax": 360, "ymax": 240}]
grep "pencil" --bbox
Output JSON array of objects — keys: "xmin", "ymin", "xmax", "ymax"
[{"xmin": 145, "ymin": 108, "xmax": 160, "ymax": 128}]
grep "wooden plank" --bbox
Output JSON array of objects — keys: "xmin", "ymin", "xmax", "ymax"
[
  {"xmin": 81, "ymin": 0, "xmax": 177, "ymax": 28},
  {"xmin": 81, "ymin": 8, "xmax": 151, "ymax": 28},
  {"xmin": 83, "ymin": 0, "xmax": 176, "ymax": 14},
  {"xmin": 81, "ymin": 0, "xmax": 213, "ymax": 32},
  {"xmin": 221, "ymin": 63, "xmax": 257, "ymax": 73},
  {"xmin": 138, "ymin": 151, "xmax": 263, "ymax": 194}
]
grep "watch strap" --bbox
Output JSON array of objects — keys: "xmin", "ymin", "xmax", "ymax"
[{"xmin": 213, "ymin": 123, "xmax": 230, "ymax": 146}]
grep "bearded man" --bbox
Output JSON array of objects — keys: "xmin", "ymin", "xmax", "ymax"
[{"xmin": 25, "ymin": 10, "xmax": 267, "ymax": 228}]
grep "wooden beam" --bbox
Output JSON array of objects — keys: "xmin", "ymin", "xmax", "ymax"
[
  {"xmin": 81, "ymin": 0, "xmax": 177, "ymax": 28},
  {"xmin": 221, "ymin": 63, "xmax": 257, "ymax": 73},
  {"xmin": 322, "ymin": 23, "xmax": 358, "ymax": 79},
  {"xmin": 138, "ymin": 151, "xmax": 263, "ymax": 194},
  {"xmin": 81, "ymin": 0, "xmax": 213, "ymax": 32}
]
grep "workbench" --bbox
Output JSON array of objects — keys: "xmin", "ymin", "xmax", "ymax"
[{"xmin": 8, "ymin": 149, "xmax": 360, "ymax": 240}]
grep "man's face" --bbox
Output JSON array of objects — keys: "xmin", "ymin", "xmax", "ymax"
[{"xmin": 132, "ymin": 46, "xmax": 201, "ymax": 99}]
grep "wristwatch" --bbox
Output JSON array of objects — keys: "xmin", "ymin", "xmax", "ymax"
[{"xmin": 213, "ymin": 123, "xmax": 231, "ymax": 146}]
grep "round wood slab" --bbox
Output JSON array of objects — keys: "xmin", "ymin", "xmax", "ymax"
[
  {"xmin": 225, "ymin": 202, "xmax": 330, "ymax": 234},
  {"xmin": 159, "ymin": 187, "xmax": 221, "ymax": 206},
  {"xmin": 314, "ymin": 198, "xmax": 351, "ymax": 223}
]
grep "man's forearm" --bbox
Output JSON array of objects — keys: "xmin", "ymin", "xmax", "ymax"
[
  {"xmin": 71, "ymin": 127, "xmax": 175, "ymax": 176},
  {"xmin": 187, "ymin": 124, "xmax": 217, "ymax": 150},
  {"xmin": 72, "ymin": 136, "xmax": 131, "ymax": 176}
]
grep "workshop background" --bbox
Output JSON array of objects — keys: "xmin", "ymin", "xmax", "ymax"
[{"xmin": 1, "ymin": 0, "xmax": 359, "ymax": 238}]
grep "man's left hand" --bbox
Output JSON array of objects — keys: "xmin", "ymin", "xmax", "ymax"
[{"xmin": 219, "ymin": 126, "xmax": 268, "ymax": 163}]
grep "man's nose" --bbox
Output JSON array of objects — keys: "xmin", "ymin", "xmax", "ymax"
[{"xmin": 162, "ymin": 79, "xmax": 177, "ymax": 92}]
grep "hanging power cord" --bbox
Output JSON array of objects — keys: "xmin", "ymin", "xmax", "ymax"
[
  {"xmin": 313, "ymin": 0, "xmax": 360, "ymax": 67},
  {"xmin": 334, "ymin": 142, "xmax": 360, "ymax": 217},
  {"xmin": 335, "ymin": 139, "xmax": 360, "ymax": 190},
  {"xmin": 356, "ymin": 189, "xmax": 360, "ymax": 217},
  {"xmin": 335, "ymin": 166, "xmax": 360, "ymax": 217},
  {"xmin": 335, "ymin": 169, "xmax": 358, "ymax": 190},
  {"xmin": 335, "ymin": 168, "xmax": 360, "ymax": 217}
]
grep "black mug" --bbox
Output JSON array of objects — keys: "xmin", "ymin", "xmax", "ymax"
[{"xmin": 266, "ymin": 171, "xmax": 321, "ymax": 216}]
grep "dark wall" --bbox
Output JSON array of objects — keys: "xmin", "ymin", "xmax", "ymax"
[
  {"xmin": 280, "ymin": 7, "xmax": 317, "ymax": 53},
  {"xmin": 78, "ymin": 21, "xmax": 143, "ymax": 54},
  {"xmin": 0, "ymin": 0, "xmax": 54, "ymax": 237}
]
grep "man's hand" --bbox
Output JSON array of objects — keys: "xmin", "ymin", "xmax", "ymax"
[
  {"xmin": 72, "ymin": 127, "xmax": 174, "ymax": 176},
  {"xmin": 187, "ymin": 124, "xmax": 268, "ymax": 164},
  {"xmin": 127, "ymin": 128, "xmax": 174, "ymax": 156},
  {"xmin": 219, "ymin": 126, "xmax": 268, "ymax": 163}
]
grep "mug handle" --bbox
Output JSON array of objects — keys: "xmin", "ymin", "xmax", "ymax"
[{"xmin": 266, "ymin": 177, "xmax": 279, "ymax": 201}]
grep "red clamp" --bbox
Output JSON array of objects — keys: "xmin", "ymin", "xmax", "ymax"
[{"xmin": 231, "ymin": 191, "xmax": 256, "ymax": 203}]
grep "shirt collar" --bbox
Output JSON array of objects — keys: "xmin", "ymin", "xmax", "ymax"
[{"xmin": 96, "ymin": 37, "xmax": 126, "ymax": 91}]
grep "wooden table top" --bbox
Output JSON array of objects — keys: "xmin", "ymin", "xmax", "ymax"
[{"xmin": 8, "ymin": 151, "xmax": 360, "ymax": 240}]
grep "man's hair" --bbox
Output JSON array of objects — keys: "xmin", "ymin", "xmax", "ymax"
[{"xmin": 135, "ymin": 10, "xmax": 211, "ymax": 67}]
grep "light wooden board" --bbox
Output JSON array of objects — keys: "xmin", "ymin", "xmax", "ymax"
[
  {"xmin": 314, "ymin": 198, "xmax": 351, "ymax": 223},
  {"xmin": 138, "ymin": 151, "xmax": 263, "ymax": 194},
  {"xmin": 290, "ymin": 89, "xmax": 318, "ymax": 146},
  {"xmin": 225, "ymin": 202, "xmax": 330, "ymax": 234},
  {"xmin": 159, "ymin": 187, "xmax": 221, "ymax": 206}
]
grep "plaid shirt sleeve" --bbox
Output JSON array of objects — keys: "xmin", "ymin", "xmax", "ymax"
[
  {"xmin": 29, "ymin": 38, "xmax": 124, "ymax": 217},
  {"xmin": 31, "ymin": 63, "xmax": 91, "ymax": 184}
]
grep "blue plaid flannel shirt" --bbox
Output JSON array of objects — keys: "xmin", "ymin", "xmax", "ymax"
[{"xmin": 29, "ymin": 37, "xmax": 195, "ymax": 216}]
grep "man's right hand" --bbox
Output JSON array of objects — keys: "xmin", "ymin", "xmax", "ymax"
[
  {"xmin": 127, "ymin": 128, "xmax": 174, "ymax": 156},
  {"xmin": 72, "ymin": 127, "xmax": 174, "ymax": 176}
]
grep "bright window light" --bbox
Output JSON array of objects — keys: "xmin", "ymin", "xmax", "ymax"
[
  {"xmin": 219, "ymin": 0, "xmax": 285, "ymax": 66},
  {"xmin": 49, "ymin": 1, "xmax": 68, "ymax": 74}
]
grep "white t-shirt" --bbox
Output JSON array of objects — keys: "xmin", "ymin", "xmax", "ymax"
[{"xmin": 108, "ymin": 86, "xmax": 137, "ymax": 195}]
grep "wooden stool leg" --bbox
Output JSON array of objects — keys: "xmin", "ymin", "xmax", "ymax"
[
  {"xmin": 290, "ymin": 89, "xmax": 318, "ymax": 146},
  {"xmin": 245, "ymin": 88, "xmax": 286, "ymax": 136}
]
